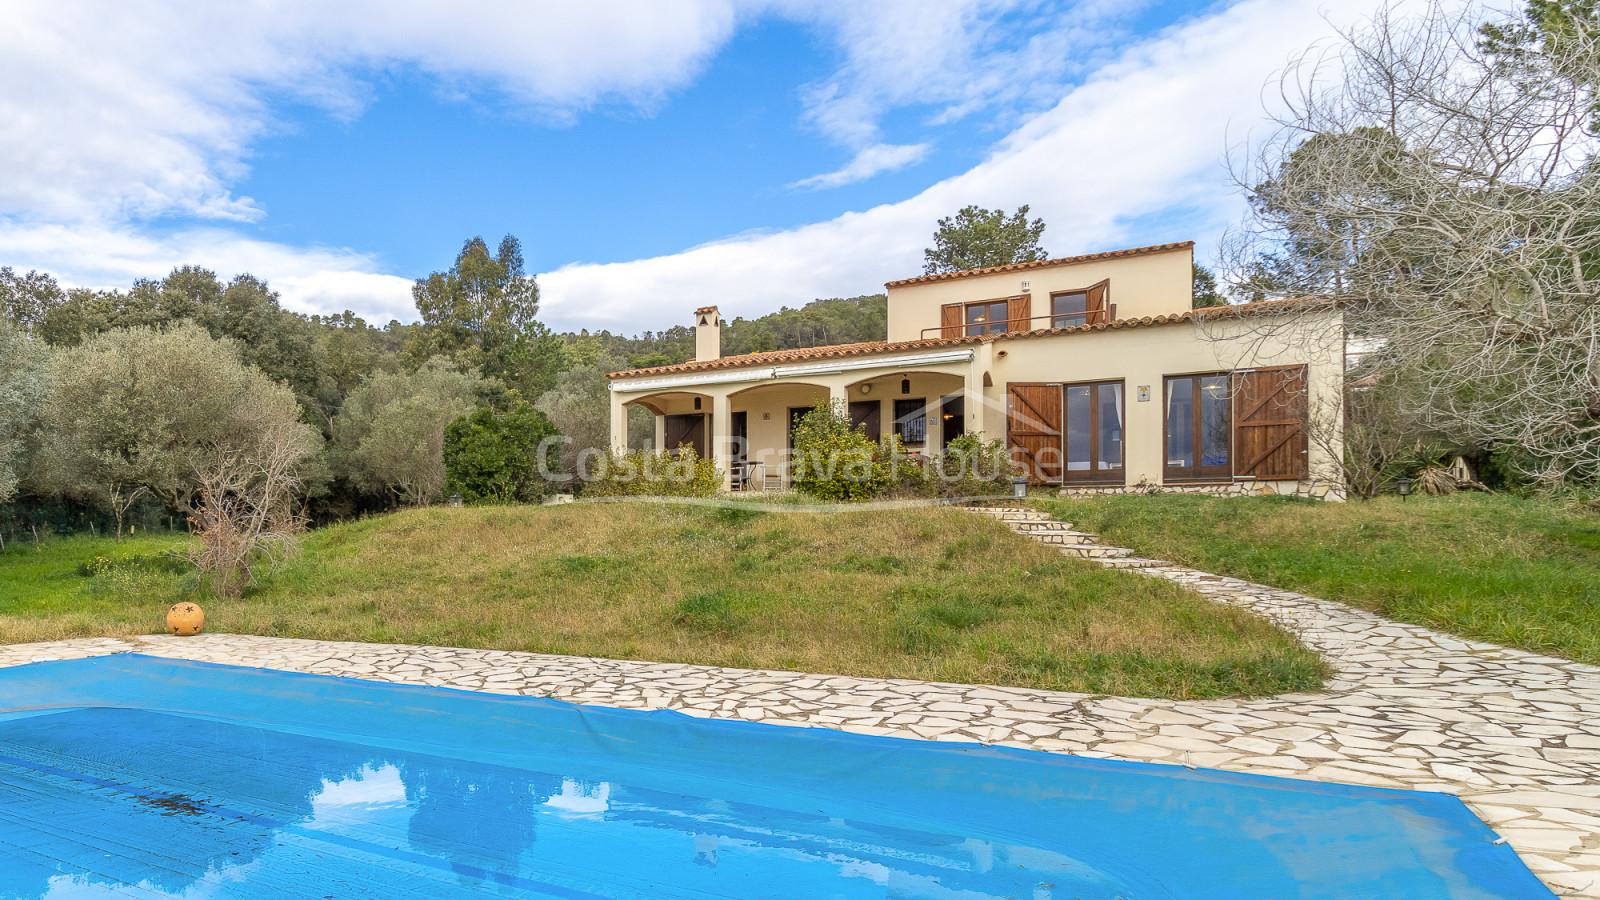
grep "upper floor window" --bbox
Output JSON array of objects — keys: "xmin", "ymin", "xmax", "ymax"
[
  {"xmin": 1049, "ymin": 279, "xmax": 1111, "ymax": 328},
  {"xmin": 1052, "ymin": 292, "xmax": 1088, "ymax": 327},
  {"xmin": 964, "ymin": 300, "xmax": 1009, "ymax": 336}
]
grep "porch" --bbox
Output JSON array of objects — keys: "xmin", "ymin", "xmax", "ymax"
[{"xmin": 608, "ymin": 350, "xmax": 979, "ymax": 492}]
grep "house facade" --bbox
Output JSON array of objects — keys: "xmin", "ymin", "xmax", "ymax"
[{"xmin": 607, "ymin": 241, "xmax": 1346, "ymax": 499}]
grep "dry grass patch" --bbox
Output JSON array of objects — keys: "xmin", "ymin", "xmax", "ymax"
[{"xmin": 0, "ymin": 502, "xmax": 1326, "ymax": 699}]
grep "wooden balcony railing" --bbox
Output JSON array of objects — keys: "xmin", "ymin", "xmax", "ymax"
[{"xmin": 919, "ymin": 304, "xmax": 1117, "ymax": 340}]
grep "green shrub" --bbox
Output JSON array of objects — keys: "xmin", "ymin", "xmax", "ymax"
[
  {"xmin": 791, "ymin": 399, "xmax": 891, "ymax": 501},
  {"xmin": 585, "ymin": 447, "xmax": 721, "ymax": 497},
  {"xmin": 443, "ymin": 404, "xmax": 564, "ymax": 503},
  {"xmin": 923, "ymin": 433, "xmax": 1018, "ymax": 498},
  {"xmin": 790, "ymin": 399, "xmax": 1020, "ymax": 502}
]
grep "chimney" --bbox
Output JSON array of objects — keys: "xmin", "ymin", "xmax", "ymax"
[{"xmin": 694, "ymin": 305, "xmax": 721, "ymax": 361}]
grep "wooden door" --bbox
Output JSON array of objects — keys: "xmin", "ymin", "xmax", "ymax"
[
  {"xmin": 848, "ymin": 401, "xmax": 881, "ymax": 441},
  {"xmin": 664, "ymin": 414, "xmax": 707, "ymax": 458},
  {"xmin": 1232, "ymin": 366, "xmax": 1308, "ymax": 479},
  {"xmin": 1006, "ymin": 383, "xmax": 1063, "ymax": 483}
]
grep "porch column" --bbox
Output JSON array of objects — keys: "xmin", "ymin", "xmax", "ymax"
[
  {"xmin": 966, "ymin": 349, "xmax": 989, "ymax": 440},
  {"xmin": 711, "ymin": 394, "xmax": 735, "ymax": 492},
  {"xmin": 609, "ymin": 394, "xmax": 628, "ymax": 452},
  {"xmin": 653, "ymin": 413, "xmax": 665, "ymax": 452}
]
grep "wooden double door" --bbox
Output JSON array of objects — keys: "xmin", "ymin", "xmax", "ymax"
[
  {"xmin": 1005, "ymin": 382, "xmax": 1124, "ymax": 485},
  {"xmin": 1005, "ymin": 366, "xmax": 1308, "ymax": 485}
]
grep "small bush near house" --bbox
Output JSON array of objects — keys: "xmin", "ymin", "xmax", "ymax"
[
  {"xmin": 792, "ymin": 399, "xmax": 1018, "ymax": 502},
  {"xmin": 791, "ymin": 399, "xmax": 888, "ymax": 501},
  {"xmin": 584, "ymin": 447, "xmax": 720, "ymax": 497},
  {"xmin": 915, "ymin": 433, "xmax": 1018, "ymax": 499},
  {"xmin": 443, "ymin": 404, "xmax": 564, "ymax": 503}
]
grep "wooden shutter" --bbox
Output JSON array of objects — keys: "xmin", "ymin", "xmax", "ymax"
[
  {"xmin": 1006, "ymin": 383, "xmax": 1063, "ymax": 484},
  {"xmin": 1232, "ymin": 366, "xmax": 1308, "ymax": 479},
  {"xmin": 848, "ymin": 401, "xmax": 881, "ymax": 441},
  {"xmin": 940, "ymin": 303, "xmax": 962, "ymax": 338},
  {"xmin": 665, "ymin": 414, "xmax": 708, "ymax": 458},
  {"xmin": 1085, "ymin": 279, "xmax": 1110, "ymax": 325},
  {"xmin": 1006, "ymin": 294, "xmax": 1032, "ymax": 333}
]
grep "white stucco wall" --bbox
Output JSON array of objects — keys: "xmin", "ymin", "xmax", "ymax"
[{"xmin": 884, "ymin": 245, "xmax": 1194, "ymax": 343}]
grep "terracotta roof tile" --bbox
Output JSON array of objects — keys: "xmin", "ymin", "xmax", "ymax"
[
  {"xmin": 694, "ymin": 305, "xmax": 719, "ymax": 315},
  {"xmin": 884, "ymin": 241, "xmax": 1195, "ymax": 288},
  {"xmin": 606, "ymin": 297, "xmax": 1325, "ymax": 381},
  {"xmin": 607, "ymin": 336, "xmax": 984, "ymax": 379}
]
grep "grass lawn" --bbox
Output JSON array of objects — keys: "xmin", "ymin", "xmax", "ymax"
[
  {"xmin": 1036, "ymin": 493, "xmax": 1600, "ymax": 664},
  {"xmin": 0, "ymin": 502, "xmax": 1324, "ymax": 700}
]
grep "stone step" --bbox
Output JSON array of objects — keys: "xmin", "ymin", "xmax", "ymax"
[
  {"xmin": 1007, "ymin": 521, "xmax": 1082, "ymax": 534},
  {"xmin": 1096, "ymin": 557, "xmax": 1171, "ymax": 569},
  {"xmin": 968, "ymin": 507, "xmax": 1050, "ymax": 521},
  {"xmin": 1021, "ymin": 530, "xmax": 1099, "ymax": 546},
  {"xmin": 1057, "ymin": 544, "xmax": 1136, "ymax": 559}
]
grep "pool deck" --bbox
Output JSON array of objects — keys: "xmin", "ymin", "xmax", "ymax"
[{"xmin": 4, "ymin": 511, "xmax": 1598, "ymax": 895}]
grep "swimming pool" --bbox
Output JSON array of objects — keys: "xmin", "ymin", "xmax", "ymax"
[{"xmin": 0, "ymin": 655, "xmax": 1551, "ymax": 899}]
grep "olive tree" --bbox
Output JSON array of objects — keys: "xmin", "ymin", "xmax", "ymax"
[
  {"xmin": 333, "ymin": 357, "xmax": 482, "ymax": 506},
  {"xmin": 0, "ymin": 320, "xmax": 49, "ymax": 505},
  {"xmin": 1230, "ymin": 0, "xmax": 1600, "ymax": 486},
  {"xmin": 38, "ymin": 324, "xmax": 318, "ymax": 593},
  {"xmin": 535, "ymin": 353, "xmax": 655, "ymax": 475},
  {"xmin": 34, "ymin": 325, "xmax": 231, "ymax": 537},
  {"xmin": 183, "ymin": 379, "xmax": 320, "ymax": 597}
]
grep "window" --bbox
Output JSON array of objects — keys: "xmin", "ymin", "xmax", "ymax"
[
  {"xmin": 1165, "ymin": 374, "xmax": 1231, "ymax": 480},
  {"xmin": 1063, "ymin": 382, "xmax": 1124, "ymax": 483},
  {"xmin": 964, "ymin": 300, "xmax": 1009, "ymax": 336},
  {"xmin": 894, "ymin": 398, "xmax": 927, "ymax": 444},
  {"xmin": 1051, "ymin": 292, "xmax": 1088, "ymax": 328}
]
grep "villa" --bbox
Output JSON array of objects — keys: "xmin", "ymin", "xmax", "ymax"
[{"xmin": 607, "ymin": 241, "xmax": 1346, "ymax": 498}]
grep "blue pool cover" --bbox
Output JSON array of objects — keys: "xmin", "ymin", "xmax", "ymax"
[{"xmin": 0, "ymin": 655, "xmax": 1551, "ymax": 899}]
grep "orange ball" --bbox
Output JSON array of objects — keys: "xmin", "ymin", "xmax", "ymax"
[{"xmin": 166, "ymin": 602, "xmax": 204, "ymax": 636}]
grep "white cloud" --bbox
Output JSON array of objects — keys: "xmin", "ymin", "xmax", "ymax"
[
  {"xmin": 0, "ymin": 1, "xmax": 745, "ymax": 223},
  {"xmin": 539, "ymin": 0, "xmax": 1373, "ymax": 332},
  {"xmin": 0, "ymin": 0, "xmax": 1392, "ymax": 333},
  {"xmin": 789, "ymin": 142, "xmax": 931, "ymax": 190},
  {"xmin": 777, "ymin": 0, "xmax": 1126, "ymax": 160}
]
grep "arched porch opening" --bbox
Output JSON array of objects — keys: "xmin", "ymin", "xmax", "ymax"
[
  {"xmin": 842, "ymin": 370, "xmax": 967, "ymax": 453},
  {"xmin": 623, "ymin": 390, "xmax": 713, "ymax": 456},
  {"xmin": 725, "ymin": 381, "xmax": 832, "ymax": 490}
]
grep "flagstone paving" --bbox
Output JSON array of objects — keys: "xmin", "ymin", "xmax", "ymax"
[{"xmin": 2, "ymin": 505, "xmax": 1597, "ymax": 895}]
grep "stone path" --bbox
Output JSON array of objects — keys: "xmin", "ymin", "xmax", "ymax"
[{"xmin": 2, "ymin": 505, "xmax": 1597, "ymax": 895}]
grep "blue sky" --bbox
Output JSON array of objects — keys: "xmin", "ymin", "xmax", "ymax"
[{"xmin": 0, "ymin": 0, "xmax": 1374, "ymax": 332}]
